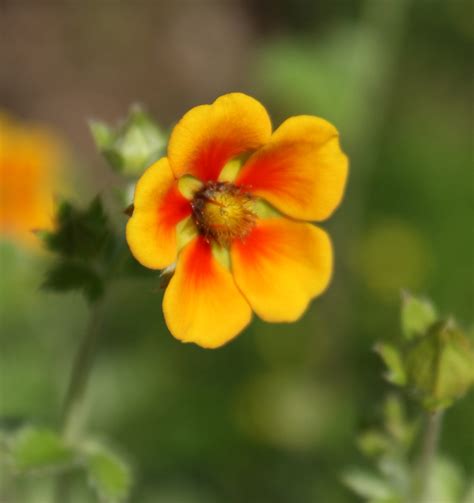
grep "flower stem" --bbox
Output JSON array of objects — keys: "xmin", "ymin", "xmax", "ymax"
[
  {"xmin": 54, "ymin": 298, "xmax": 105, "ymax": 501},
  {"xmin": 61, "ymin": 299, "xmax": 104, "ymax": 441},
  {"xmin": 415, "ymin": 410, "xmax": 443, "ymax": 503}
]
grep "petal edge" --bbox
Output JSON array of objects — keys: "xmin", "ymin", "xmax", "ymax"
[
  {"xmin": 168, "ymin": 93, "xmax": 272, "ymax": 182},
  {"xmin": 163, "ymin": 237, "xmax": 252, "ymax": 348},
  {"xmin": 126, "ymin": 158, "xmax": 191, "ymax": 269},
  {"xmin": 236, "ymin": 115, "xmax": 349, "ymax": 221},
  {"xmin": 231, "ymin": 218, "xmax": 333, "ymax": 322}
]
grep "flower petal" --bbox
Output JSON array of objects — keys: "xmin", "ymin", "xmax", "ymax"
[
  {"xmin": 231, "ymin": 218, "xmax": 332, "ymax": 322},
  {"xmin": 163, "ymin": 237, "xmax": 252, "ymax": 348},
  {"xmin": 236, "ymin": 116, "xmax": 348, "ymax": 221},
  {"xmin": 168, "ymin": 93, "xmax": 272, "ymax": 182},
  {"xmin": 126, "ymin": 158, "xmax": 191, "ymax": 269}
]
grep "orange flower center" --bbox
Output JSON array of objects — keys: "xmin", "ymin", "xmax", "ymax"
[{"xmin": 191, "ymin": 182, "xmax": 256, "ymax": 247}]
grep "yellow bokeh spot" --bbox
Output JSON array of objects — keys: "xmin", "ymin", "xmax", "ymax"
[
  {"xmin": 356, "ymin": 219, "xmax": 433, "ymax": 301},
  {"xmin": 234, "ymin": 373, "xmax": 335, "ymax": 451}
]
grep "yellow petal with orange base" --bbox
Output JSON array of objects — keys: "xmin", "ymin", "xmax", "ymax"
[
  {"xmin": 126, "ymin": 158, "xmax": 191, "ymax": 269},
  {"xmin": 236, "ymin": 115, "xmax": 348, "ymax": 221},
  {"xmin": 163, "ymin": 237, "xmax": 252, "ymax": 348},
  {"xmin": 168, "ymin": 93, "xmax": 272, "ymax": 182},
  {"xmin": 231, "ymin": 218, "xmax": 332, "ymax": 322}
]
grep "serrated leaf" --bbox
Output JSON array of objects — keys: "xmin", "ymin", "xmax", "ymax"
[
  {"xmin": 42, "ymin": 261, "xmax": 104, "ymax": 303},
  {"xmin": 86, "ymin": 446, "xmax": 132, "ymax": 503},
  {"xmin": 10, "ymin": 427, "xmax": 75, "ymax": 472},
  {"xmin": 341, "ymin": 468, "xmax": 396, "ymax": 499},
  {"xmin": 39, "ymin": 196, "xmax": 119, "ymax": 302},
  {"xmin": 401, "ymin": 291, "xmax": 437, "ymax": 340},
  {"xmin": 43, "ymin": 197, "xmax": 112, "ymax": 260},
  {"xmin": 375, "ymin": 343, "xmax": 406, "ymax": 386}
]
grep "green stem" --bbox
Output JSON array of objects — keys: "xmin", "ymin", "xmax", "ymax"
[
  {"xmin": 415, "ymin": 410, "xmax": 443, "ymax": 503},
  {"xmin": 54, "ymin": 298, "xmax": 105, "ymax": 501},
  {"xmin": 61, "ymin": 299, "xmax": 104, "ymax": 441}
]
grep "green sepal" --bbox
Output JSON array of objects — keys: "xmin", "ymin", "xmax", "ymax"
[
  {"xmin": 211, "ymin": 242, "xmax": 231, "ymax": 269},
  {"xmin": 176, "ymin": 217, "xmax": 198, "ymax": 251},
  {"xmin": 178, "ymin": 175, "xmax": 203, "ymax": 199},
  {"xmin": 89, "ymin": 121, "xmax": 114, "ymax": 150},
  {"xmin": 252, "ymin": 198, "xmax": 282, "ymax": 219},
  {"xmin": 218, "ymin": 154, "xmax": 249, "ymax": 182},
  {"xmin": 90, "ymin": 105, "xmax": 166, "ymax": 177},
  {"xmin": 374, "ymin": 343, "xmax": 407, "ymax": 386},
  {"xmin": 401, "ymin": 291, "xmax": 437, "ymax": 340}
]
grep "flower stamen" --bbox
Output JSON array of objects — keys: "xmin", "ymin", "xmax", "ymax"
[{"xmin": 191, "ymin": 182, "xmax": 256, "ymax": 247}]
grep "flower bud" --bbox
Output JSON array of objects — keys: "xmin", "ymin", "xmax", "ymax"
[
  {"xmin": 90, "ymin": 105, "xmax": 166, "ymax": 177},
  {"xmin": 404, "ymin": 320, "xmax": 474, "ymax": 411}
]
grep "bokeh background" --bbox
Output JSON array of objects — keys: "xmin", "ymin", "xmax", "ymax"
[{"xmin": 1, "ymin": 0, "xmax": 473, "ymax": 502}]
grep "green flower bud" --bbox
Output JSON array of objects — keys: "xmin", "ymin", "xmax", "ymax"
[
  {"xmin": 90, "ymin": 105, "xmax": 166, "ymax": 177},
  {"xmin": 404, "ymin": 320, "xmax": 474, "ymax": 411}
]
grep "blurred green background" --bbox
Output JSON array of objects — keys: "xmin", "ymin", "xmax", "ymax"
[{"xmin": 1, "ymin": 0, "xmax": 473, "ymax": 501}]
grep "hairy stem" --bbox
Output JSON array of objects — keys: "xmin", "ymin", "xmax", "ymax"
[{"xmin": 415, "ymin": 410, "xmax": 443, "ymax": 503}]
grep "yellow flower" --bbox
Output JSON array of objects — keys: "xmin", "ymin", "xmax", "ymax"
[
  {"xmin": 0, "ymin": 112, "xmax": 65, "ymax": 247},
  {"xmin": 126, "ymin": 93, "xmax": 348, "ymax": 348}
]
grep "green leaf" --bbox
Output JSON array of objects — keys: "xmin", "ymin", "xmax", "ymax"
[
  {"xmin": 405, "ymin": 320, "xmax": 474, "ymax": 410},
  {"xmin": 39, "ymin": 196, "xmax": 119, "ymax": 302},
  {"xmin": 86, "ymin": 445, "xmax": 132, "ymax": 503},
  {"xmin": 42, "ymin": 197, "xmax": 112, "ymax": 260},
  {"xmin": 374, "ymin": 343, "xmax": 406, "ymax": 386},
  {"xmin": 377, "ymin": 456, "xmax": 410, "ymax": 495},
  {"xmin": 430, "ymin": 457, "xmax": 465, "ymax": 503},
  {"xmin": 10, "ymin": 427, "xmax": 75, "ymax": 472},
  {"xmin": 341, "ymin": 468, "xmax": 396, "ymax": 499},
  {"xmin": 90, "ymin": 105, "xmax": 166, "ymax": 176},
  {"xmin": 401, "ymin": 291, "xmax": 437, "ymax": 340},
  {"xmin": 42, "ymin": 261, "xmax": 104, "ymax": 303}
]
